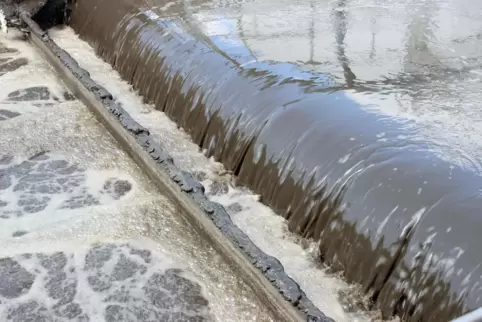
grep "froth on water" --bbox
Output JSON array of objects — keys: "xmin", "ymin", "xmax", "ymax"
[
  {"xmin": 0, "ymin": 241, "xmax": 212, "ymax": 321},
  {"xmin": 0, "ymin": 31, "xmax": 274, "ymax": 322},
  {"xmin": 0, "ymin": 152, "xmax": 133, "ymax": 239}
]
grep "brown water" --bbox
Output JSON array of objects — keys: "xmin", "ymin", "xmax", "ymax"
[
  {"xmin": 66, "ymin": 0, "xmax": 482, "ymax": 320},
  {"xmin": 50, "ymin": 26, "xmax": 372, "ymax": 322}
]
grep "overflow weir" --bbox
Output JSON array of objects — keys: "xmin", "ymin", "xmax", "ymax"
[
  {"xmin": 0, "ymin": 5, "xmax": 328, "ymax": 322},
  {"xmin": 1, "ymin": 0, "xmax": 482, "ymax": 321}
]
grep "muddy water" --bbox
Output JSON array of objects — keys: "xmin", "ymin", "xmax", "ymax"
[
  {"xmin": 67, "ymin": 0, "xmax": 482, "ymax": 320},
  {"xmin": 0, "ymin": 31, "xmax": 274, "ymax": 321},
  {"xmin": 192, "ymin": 0, "xmax": 482, "ymax": 173},
  {"xmin": 50, "ymin": 26, "xmax": 379, "ymax": 322}
]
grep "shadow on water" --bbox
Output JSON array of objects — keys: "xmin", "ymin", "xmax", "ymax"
[
  {"xmin": 332, "ymin": 0, "xmax": 357, "ymax": 88},
  {"xmin": 66, "ymin": 0, "xmax": 482, "ymax": 320}
]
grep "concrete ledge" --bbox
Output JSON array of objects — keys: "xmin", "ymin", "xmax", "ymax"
[{"xmin": 19, "ymin": 13, "xmax": 334, "ymax": 322}]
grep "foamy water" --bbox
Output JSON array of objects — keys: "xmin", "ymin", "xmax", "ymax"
[
  {"xmin": 49, "ymin": 27, "xmax": 381, "ymax": 321},
  {"xmin": 0, "ymin": 30, "xmax": 274, "ymax": 322},
  {"xmin": 0, "ymin": 10, "xmax": 8, "ymax": 34}
]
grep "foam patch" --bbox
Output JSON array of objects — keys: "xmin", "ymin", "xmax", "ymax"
[
  {"xmin": 0, "ymin": 42, "xmax": 27, "ymax": 77},
  {"xmin": 0, "ymin": 242, "xmax": 211, "ymax": 321},
  {"xmin": 0, "ymin": 85, "xmax": 76, "ymax": 121},
  {"xmin": 0, "ymin": 152, "xmax": 133, "ymax": 220}
]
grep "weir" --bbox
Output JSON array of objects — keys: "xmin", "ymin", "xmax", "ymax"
[
  {"xmin": 0, "ymin": 26, "xmax": 277, "ymax": 322},
  {"xmin": 4, "ymin": 0, "xmax": 482, "ymax": 321}
]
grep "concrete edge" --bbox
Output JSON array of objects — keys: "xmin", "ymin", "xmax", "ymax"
[{"xmin": 19, "ymin": 13, "xmax": 335, "ymax": 322}]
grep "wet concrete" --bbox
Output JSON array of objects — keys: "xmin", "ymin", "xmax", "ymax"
[
  {"xmin": 65, "ymin": 0, "xmax": 482, "ymax": 321},
  {"xmin": 50, "ymin": 26, "xmax": 368, "ymax": 321},
  {"xmin": 0, "ymin": 29, "xmax": 281, "ymax": 322},
  {"xmin": 20, "ymin": 12, "xmax": 332, "ymax": 320}
]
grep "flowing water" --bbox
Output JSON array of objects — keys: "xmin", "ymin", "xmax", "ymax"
[
  {"xmin": 49, "ymin": 26, "xmax": 376, "ymax": 322},
  {"xmin": 190, "ymin": 0, "xmax": 482, "ymax": 173},
  {"xmin": 0, "ymin": 30, "xmax": 275, "ymax": 322},
  {"xmin": 63, "ymin": 0, "xmax": 482, "ymax": 320}
]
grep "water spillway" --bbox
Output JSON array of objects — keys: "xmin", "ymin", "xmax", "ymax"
[
  {"xmin": 0, "ymin": 28, "xmax": 279, "ymax": 322},
  {"xmin": 62, "ymin": 0, "xmax": 482, "ymax": 321}
]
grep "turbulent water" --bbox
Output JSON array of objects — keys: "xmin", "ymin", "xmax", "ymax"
[
  {"xmin": 48, "ymin": 26, "xmax": 382, "ymax": 321},
  {"xmin": 1, "ymin": 0, "xmax": 478, "ymax": 320},
  {"xmin": 0, "ymin": 30, "xmax": 275, "ymax": 322},
  {"xmin": 56, "ymin": 0, "xmax": 482, "ymax": 320}
]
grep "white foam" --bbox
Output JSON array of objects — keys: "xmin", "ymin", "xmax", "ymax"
[
  {"xmin": 0, "ymin": 31, "xmax": 274, "ymax": 322},
  {"xmin": 0, "ymin": 10, "xmax": 7, "ymax": 35},
  {"xmin": 0, "ymin": 153, "xmax": 136, "ymax": 239},
  {"xmin": 0, "ymin": 239, "xmax": 213, "ymax": 321},
  {"xmin": 49, "ymin": 27, "xmax": 379, "ymax": 321}
]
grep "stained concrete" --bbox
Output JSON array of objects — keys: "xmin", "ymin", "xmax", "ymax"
[{"xmin": 0, "ymin": 21, "xmax": 279, "ymax": 322}]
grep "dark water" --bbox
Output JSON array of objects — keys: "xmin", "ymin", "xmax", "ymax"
[{"xmin": 67, "ymin": 0, "xmax": 482, "ymax": 320}]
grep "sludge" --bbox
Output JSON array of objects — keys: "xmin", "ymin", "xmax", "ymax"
[{"xmin": 67, "ymin": 0, "xmax": 482, "ymax": 320}]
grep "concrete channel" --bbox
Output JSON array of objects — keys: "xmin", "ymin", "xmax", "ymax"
[
  {"xmin": 0, "ymin": 14, "xmax": 331, "ymax": 322},
  {"xmin": 1, "ymin": 0, "xmax": 482, "ymax": 321},
  {"xmin": 0, "ymin": 28, "xmax": 281, "ymax": 322},
  {"xmin": 61, "ymin": 0, "xmax": 482, "ymax": 321}
]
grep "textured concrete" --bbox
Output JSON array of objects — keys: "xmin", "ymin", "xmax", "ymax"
[
  {"xmin": 19, "ymin": 10, "xmax": 333, "ymax": 322},
  {"xmin": 0, "ymin": 16, "xmax": 279, "ymax": 322}
]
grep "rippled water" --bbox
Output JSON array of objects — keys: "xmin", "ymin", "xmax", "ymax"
[
  {"xmin": 49, "ymin": 26, "xmax": 379, "ymax": 321},
  {"xmin": 0, "ymin": 31, "xmax": 274, "ymax": 322},
  {"xmin": 185, "ymin": 0, "xmax": 482, "ymax": 173},
  {"xmin": 61, "ymin": 0, "xmax": 482, "ymax": 319}
]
